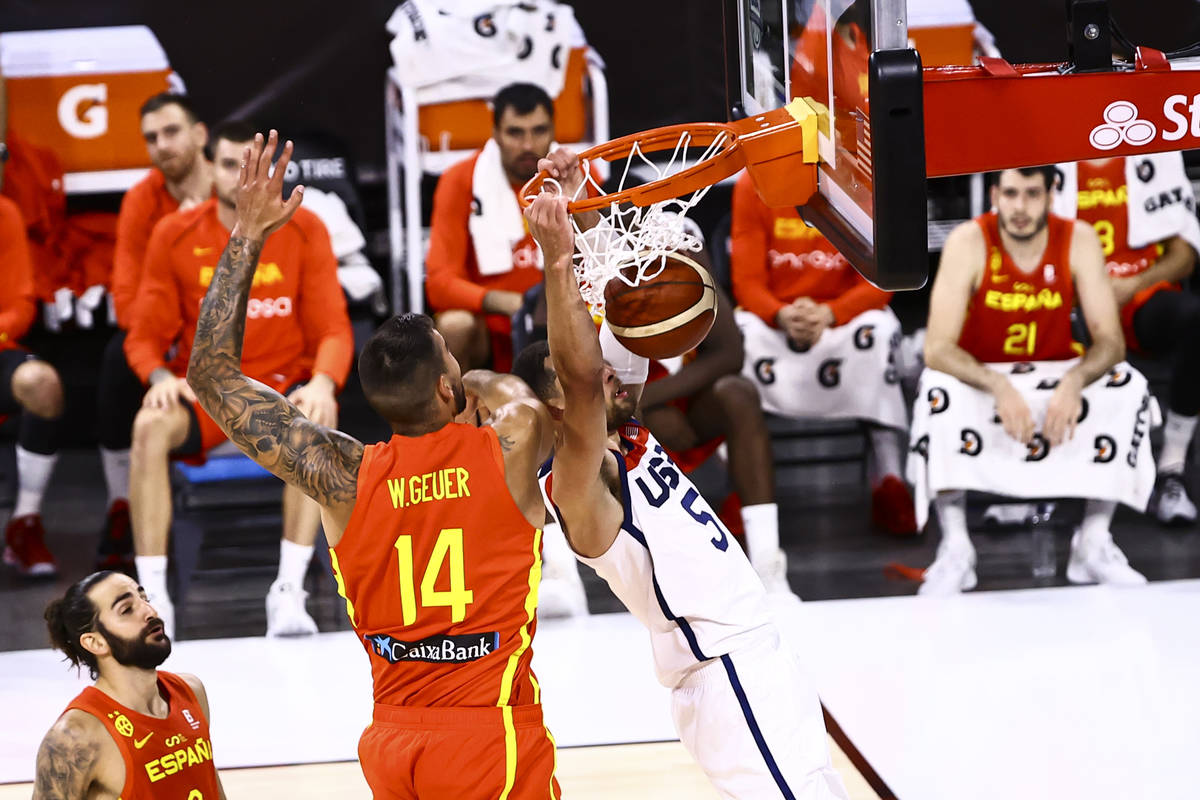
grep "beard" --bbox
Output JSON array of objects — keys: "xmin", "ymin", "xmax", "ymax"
[
  {"xmin": 999, "ymin": 209, "xmax": 1049, "ymax": 242},
  {"xmin": 98, "ymin": 619, "xmax": 171, "ymax": 671},
  {"xmin": 453, "ymin": 380, "xmax": 466, "ymax": 414},
  {"xmin": 606, "ymin": 395, "xmax": 637, "ymax": 432}
]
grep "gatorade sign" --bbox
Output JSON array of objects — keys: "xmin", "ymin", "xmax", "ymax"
[{"xmin": 57, "ymin": 83, "xmax": 109, "ymax": 139}]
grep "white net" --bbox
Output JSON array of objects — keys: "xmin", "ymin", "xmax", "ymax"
[{"xmin": 542, "ymin": 130, "xmax": 730, "ymax": 315}]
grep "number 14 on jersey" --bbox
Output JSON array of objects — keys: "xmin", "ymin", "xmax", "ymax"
[{"xmin": 393, "ymin": 528, "xmax": 475, "ymax": 626}]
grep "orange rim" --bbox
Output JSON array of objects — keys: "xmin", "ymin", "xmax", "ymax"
[{"xmin": 519, "ymin": 121, "xmax": 746, "ymax": 213}]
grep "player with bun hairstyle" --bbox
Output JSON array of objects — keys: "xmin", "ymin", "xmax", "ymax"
[{"xmin": 34, "ymin": 571, "xmax": 224, "ymax": 799}]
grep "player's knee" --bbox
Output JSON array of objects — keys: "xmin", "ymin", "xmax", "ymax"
[
  {"xmin": 12, "ymin": 360, "xmax": 64, "ymax": 419},
  {"xmin": 712, "ymin": 374, "xmax": 762, "ymax": 416},
  {"xmin": 131, "ymin": 406, "xmax": 182, "ymax": 456},
  {"xmin": 436, "ymin": 310, "xmax": 482, "ymax": 339}
]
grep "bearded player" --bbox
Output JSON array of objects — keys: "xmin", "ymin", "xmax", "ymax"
[
  {"xmin": 519, "ymin": 158, "xmax": 848, "ymax": 798},
  {"xmin": 34, "ymin": 571, "xmax": 225, "ymax": 799},
  {"xmin": 185, "ymin": 130, "xmax": 559, "ymax": 798}
]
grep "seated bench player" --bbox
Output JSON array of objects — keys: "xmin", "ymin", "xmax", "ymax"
[
  {"xmin": 729, "ymin": 170, "xmax": 917, "ymax": 534},
  {"xmin": 1053, "ymin": 152, "xmax": 1200, "ymax": 525},
  {"xmin": 425, "ymin": 83, "xmax": 557, "ymax": 373},
  {"xmin": 0, "ymin": 194, "xmax": 66, "ymax": 577},
  {"xmin": 913, "ymin": 166, "xmax": 1151, "ymax": 594},
  {"xmin": 124, "ymin": 121, "xmax": 353, "ymax": 636}
]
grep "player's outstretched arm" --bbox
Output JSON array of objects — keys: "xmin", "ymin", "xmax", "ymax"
[
  {"xmin": 186, "ymin": 130, "xmax": 363, "ymax": 515},
  {"xmin": 526, "ymin": 194, "xmax": 623, "ymax": 557}
]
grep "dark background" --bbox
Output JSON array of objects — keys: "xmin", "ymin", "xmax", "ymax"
[{"xmin": 4, "ymin": 0, "xmax": 1197, "ymax": 184}]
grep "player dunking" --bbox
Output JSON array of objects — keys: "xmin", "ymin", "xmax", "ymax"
[
  {"xmin": 518, "ymin": 157, "xmax": 849, "ymax": 798},
  {"xmin": 186, "ymin": 131, "xmax": 560, "ymax": 798},
  {"xmin": 34, "ymin": 571, "xmax": 225, "ymax": 799}
]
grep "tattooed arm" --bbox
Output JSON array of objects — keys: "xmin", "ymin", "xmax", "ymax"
[
  {"xmin": 32, "ymin": 712, "xmax": 105, "ymax": 800},
  {"xmin": 186, "ymin": 131, "xmax": 362, "ymax": 537}
]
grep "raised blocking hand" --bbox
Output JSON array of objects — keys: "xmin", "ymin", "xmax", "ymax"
[{"xmin": 235, "ymin": 129, "xmax": 304, "ymax": 241}]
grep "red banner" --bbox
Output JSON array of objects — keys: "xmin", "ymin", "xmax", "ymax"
[{"xmin": 923, "ymin": 59, "xmax": 1200, "ymax": 177}]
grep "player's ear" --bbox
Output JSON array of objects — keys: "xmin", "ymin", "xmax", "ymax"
[
  {"xmin": 79, "ymin": 629, "xmax": 108, "ymax": 659},
  {"xmin": 436, "ymin": 373, "xmax": 454, "ymax": 405}
]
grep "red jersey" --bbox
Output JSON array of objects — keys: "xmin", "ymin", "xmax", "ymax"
[
  {"xmin": 425, "ymin": 152, "xmax": 546, "ymax": 314},
  {"xmin": 332, "ymin": 423, "xmax": 544, "ymax": 709},
  {"xmin": 112, "ymin": 169, "xmax": 182, "ymax": 327},
  {"xmin": 0, "ymin": 195, "xmax": 36, "ymax": 352},
  {"xmin": 1075, "ymin": 159, "xmax": 1163, "ymax": 280},
  {"xmin": 958, "ymin": 212, "xmax": 1079, "ymax": 363},
  {"xmin": 63, "ymin": 671, "xmax": 221, "ymax": 799},
  {"xmin": 729, "ymin": 171, "xmax": 891, "ymax": 326},
  {"xmin": 124, "ymin": 199, "xmax": 353, "ymax": 387}
]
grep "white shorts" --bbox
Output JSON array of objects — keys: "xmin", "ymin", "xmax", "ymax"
[{"xmin": 671, "ymin": 637, "xmax": 850, "ymax": 800}]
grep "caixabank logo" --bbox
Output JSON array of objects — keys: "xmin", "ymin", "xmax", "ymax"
[{"xmin": 1089, "ymin": 94, "xmax": 1200, "ymax": 151}]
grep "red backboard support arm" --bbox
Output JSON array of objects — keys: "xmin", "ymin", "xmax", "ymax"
[{"xmin": 923, "ymin": 48, "xmax": 1200, "ymax": 178}]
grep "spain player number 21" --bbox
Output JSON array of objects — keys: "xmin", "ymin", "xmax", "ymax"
[
  {"xmin": 393, "ymin": 528, "xmax": 475, "ymax": 625},
  {"xmin": 1004, "ymin": 321, "xmax": 1037, "ymax": 356}
]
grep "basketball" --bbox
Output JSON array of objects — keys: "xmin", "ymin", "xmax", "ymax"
[{"xmin": 602, "ymin": 252, "xmax": 718, "ymax": 359}]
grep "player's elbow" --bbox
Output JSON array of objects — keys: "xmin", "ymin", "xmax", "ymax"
[{"xmin": 923, "ymin": 336, "xmax": 952, "ymax": 373}]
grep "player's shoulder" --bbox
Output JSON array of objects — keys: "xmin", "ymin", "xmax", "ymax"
[
  {"xmin": 43, "ymin": 707, "xmax": 108, "ymax": 747},
  {"xmin": 445, "ymin": 150, "xmax": 482, "ymax": 182},
  {"xmin": 127, "ymin": 168, "xmax": 167, "ymax": 199},
  {"xmin": 942, "ymin": 217, "xmax": 987, "ymax": 261},
  {"xmin": 279, "ymin": 205, "xmax": 326, "ymax": 241},
  {"xmin": 152, "ymin": 199, "xmax": 212, "ymax": 245}
]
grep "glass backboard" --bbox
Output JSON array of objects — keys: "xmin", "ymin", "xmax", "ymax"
[{"xmin": 724, "ymin": 0, "xmax": 929, "ymax": 290}]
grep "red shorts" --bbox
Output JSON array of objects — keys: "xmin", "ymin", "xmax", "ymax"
[
  {"xmin": 359, "ymin": 703, "xmax": 560, "ymax": 800},
  {"xmin": 1121, "ymin": 280, "xmax": 1176, "ymax": 353}
]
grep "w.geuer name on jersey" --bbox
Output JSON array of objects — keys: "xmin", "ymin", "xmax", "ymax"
[{"xmin": 366, "ymin": 631, "xmax": 499, "ymax": 664}]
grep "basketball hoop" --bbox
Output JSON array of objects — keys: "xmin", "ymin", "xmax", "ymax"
[{"xmin": 520, "ymin": 98, "xmax": 820, "ymax": 313}]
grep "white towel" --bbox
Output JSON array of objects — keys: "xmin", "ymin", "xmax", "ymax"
[
  {"xmin": 907, "ymin": 360, "xmax": 1160, "ymax": 529},
  {"xmin": 387, "ymin": 0, "xmax": 584, "ymax": 105},
  {"xmin": 469, "ymin": 138, "xmax": 544, "ymax": 277},
  {"xmin": 299, "ymin": 187, "xmax": 366, "ymax": 260},
  {"xmin": 735, "ymin": 307, "xmax": 909, "ymax": 430},
  {"xmin": 1054, "ymin": 152, "xmax": 1200, "ymax": 254}
]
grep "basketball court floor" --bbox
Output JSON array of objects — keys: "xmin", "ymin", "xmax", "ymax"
[{"xmin": 2, "ymin": 580, "xmax": 1197, "ymax": 798}]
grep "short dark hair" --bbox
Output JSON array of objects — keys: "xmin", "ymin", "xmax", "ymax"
[
  {"xmin": 512, "ymin": 341, "xmax": 557, "ymax": 403},
  {"xmin": 45, "ymin": 571, "xmax": 115, "ymax": 680},
  {"xmin": 139, "ymin": 92, "xmax": 200, "ymax": 124},
  {"xmin": 993, "ymin": 165, "xmax": 1059, "ymax": 191},
  {"xmin": 358, "ymin": 314, "xmax": 444, "ymax": 425},
  {"xmin": 493, "ymin": 83, "xmax": 554, "ymax": 127},
  {"xmin": 209, "ymin": 119, "xmax": 259, "ymax": 150}
]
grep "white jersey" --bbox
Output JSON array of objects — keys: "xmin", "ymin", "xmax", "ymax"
[{"xmin": 540, "ymin": 421, "xmax": 775, "ymax": 688}]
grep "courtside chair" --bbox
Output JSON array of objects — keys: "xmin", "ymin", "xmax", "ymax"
[{"xmin": 384, "ymin": 46, "xmax": 609, "ymax": 315}]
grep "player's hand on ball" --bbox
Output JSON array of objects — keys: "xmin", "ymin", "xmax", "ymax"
[
  {"xmin": 1043, "ymin": 373, "xmax": 1083, "ymax": 446},
  {"xmin": 524, "ymin": 193, "xmax": 574, "ymax": 268},
  {"xmin": 993, "ymin": 380, "xmax": 1035, "ymax": 445},
  {"xmin": 538, "ymin": 147, "xmax": 587, "ymax": 199}
]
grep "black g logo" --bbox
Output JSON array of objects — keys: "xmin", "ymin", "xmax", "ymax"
[
  {"xmin": 853, "ymin": 325, "xmax": 875, "ymax": 350},
  {"xmin": 1106, "ymin": 367, "xmax": 1131, "ymax": 387},
  {"xmin": 754, "ymin": 358, "xmax": 776, "ymax": 385},
  {"xmin": 912, "ymin": 434, "xmax": 930, "ymax": 461},
  {"xmin": 1011, "ymin": 362, "xmax": 1035, "ymax": 374},
  {"xmin": 1077, "ymin": 396, "xmax": 1089, "ymax": 423},
  {"xmin": 1025, "ymin": 434, "xmax": 1051, "ymax": 462},
  {"xmin": 960, "ymin": 428, "xmax": 982, "ymax": 456},
  {"xmin": 1093, "ymin": 435, "xmax": 1116, "ymax": 463},
  {"xmin": 928, "ymin": 387, "xmax": 950, "ymax": 414},
  {"xmin": 818, "ymin": 359, "xmax": 842, "ymax": 388},
  {"xmin": 474, "ymin": 13, "xmax": 497, "ymax": 36},
  {"xmin": 1037, "ymin": 378, "xmax": 1059, "ymax": 390}
]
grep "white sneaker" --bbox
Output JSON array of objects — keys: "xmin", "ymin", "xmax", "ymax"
[
  {"xmin": 266, "ymin": 581, "xmax": 319, "ymax": 636},
  {"xmin": 753, "ymin": 549, "xmax": 799, "ymax": 599},
  {"xmin": 147, "ymin": 592, "xmax": 175, "ymax": 642},
  {"xmin": 1066, "ymin": 531, "xmax": 1147, "ymax": 586},
  {"xmin": 537, "ymin": 576, "xmax": 590, "ymax": 619},
  {"xmin": 918, "ymin": 543, "xmax": 977, "ymax": 595},
  {"xmin": 1149, "ymin": 473, "xmax": 1198, "ymax": 526}
]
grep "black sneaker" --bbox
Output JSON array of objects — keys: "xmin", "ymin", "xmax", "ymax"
[{"xmin": 1149, "ymin": 473, "xmax": 1197, "ymax": 526}]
